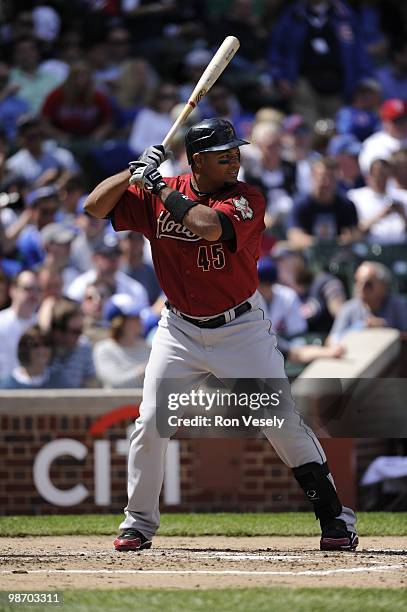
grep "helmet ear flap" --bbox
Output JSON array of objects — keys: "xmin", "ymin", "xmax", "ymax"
[{"xmin": 191, "ymin": 151, "xmax": 202, "ymax": 168}]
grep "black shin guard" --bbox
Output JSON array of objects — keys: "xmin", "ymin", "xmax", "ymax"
[{"xmin": 292, "ymin": 461, "xmax": 342, "ymax": 526}]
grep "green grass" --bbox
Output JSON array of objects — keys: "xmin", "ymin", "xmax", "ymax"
[
  {"xmin": 0, "ymin": 512, "xmax": 406, "ymax": 537},
  {"xmin": 1, "ymin": 589, "xmax": 406, "ymax": 612}
]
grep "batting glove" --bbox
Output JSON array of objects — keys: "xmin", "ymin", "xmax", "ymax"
[
  {"xmin": 129, "ymin": 162, "xmax": 167, "ymax": 194},
  {"xmin": 136, "ymin": 145, "xmax": 167, "ymax": 169}
]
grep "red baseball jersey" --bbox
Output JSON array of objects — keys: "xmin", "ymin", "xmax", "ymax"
[
  {"xmin": 111, "ymin": 174, "xmax": 265, "ymax": 316},
  {"xmin": 42, "ymin": 87, "xmax": 112, "ymax": 136}
]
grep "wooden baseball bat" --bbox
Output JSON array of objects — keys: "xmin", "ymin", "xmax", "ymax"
[{"xmin": 162, "ymin": 36, "xmax": 240, "ymax": 149}]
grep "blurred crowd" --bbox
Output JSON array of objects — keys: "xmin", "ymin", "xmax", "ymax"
[{"xmin": 0, "ymin": 0, "xmax": 407, "ymax": 389}]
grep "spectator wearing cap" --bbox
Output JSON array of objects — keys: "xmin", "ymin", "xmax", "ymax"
[
  {"xmin": 5, "ymin": 115, "xmax": 79, "ymax": 186},
  {"xmin": 40, "ymin": 222, "xmax": 80, "ymax": 290},
  {"xmin": 241, "ymin": 122, "xmax": 300, "ymax": 231},
  {"xmin": 348, "ymin": 158, "xmax": 407, "ymax": 244},
  {"xmin": 273, "ymin": 247, "xmax": 346, "ymax": 333},
  {"xmin": 327, "ymin": 134, "xmax": 364, "ymax": 194},
  {"xmin": 258, "ymin": 256, "xmax": 307, "ymax": 338},
  {"xmin": 119, "ymin": 231, "xmax": 161, "ymax": 306},
  {"xmin": 47, "ymin": 297, "xmax": 98, "ymax": 388},
  {"xmin": 70, "ymin": 195, "xmax": 108, "ymax": 273},
  {"xmin": 327, "ymin": 261, "xmax": 407, "ymax": 344},
  {"xmin": 67, "ymin": 233, "xmax": 149, "ymax": 307},
  {"xmin": 375, "ymin": 40, "xmax": 407, "ymax": 102},
  {"xmin": 93, "ymin": 294, "xmax": 151, "ymax": 388},
  {"xmin": 0, "ymin": 270, "xmax": 41, "ymax": 382},
  {"xmin": 335, "ymin": 79, "xmax": 381, "ymax": 142},
  {"xmin": 0, "ymin": 325, "xmax": 58, "ymax": 389},
  {"xmin": 15, "ymin": 186, "xmax": 59, "ymax": 269},
  {"xmin": 359, "ymin": 99, "xmax": 407, "ymax": 175},
  {"xmin": 287, "ymin": 157, "xmax": 360, "ymax": 248},
  {"xmin": 268, "ymin": 0, "xmax": 372, "ymax": 125}
]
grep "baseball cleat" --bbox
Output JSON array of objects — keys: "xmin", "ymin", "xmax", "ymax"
[
  {"xmin": 114, "ymin": 529, "xmax": 152, "ymax": 552},
  {"xmin": 320, "ymin": 519, "xmax": 359, "ymax": 551}
]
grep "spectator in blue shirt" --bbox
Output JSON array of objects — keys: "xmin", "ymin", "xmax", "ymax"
[
  {"xmin": 0, "ymin": 62, "xmax": 29, "ymax": 143},
  {"xmin": 375, "ymin": 39, "xmax": 407, "ymax": 102},
  {"xmin": 16, "ymin": 186, "xmax": 59, "ymax": 269},
  {"xmin": 328, "ymin": 261, "xmax": 407, "ymax": 343},
  {"xmin": 287, "ymin": 157, "xmax": 360, "ymax": 248},
  {"xmin": 268, "ymin": 0, "xmax": 372, "ymax": 125},
  {"xmin": 327, "ymin": 134, "xmax": 365, "ymax": 194},
  {"xmin": 6, "ymin": 115, "xmax": 78, "ymax": 186},
  {"xmin": 335, "ymin": 78, "xmax": 382, "ymax": 142}
]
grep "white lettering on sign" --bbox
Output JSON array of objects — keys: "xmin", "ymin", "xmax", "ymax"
[
  {"xmin": 33, "ymin": 439, "xmax": 88, "ymax": 506},
  {"xmin": 31, "ymin": 427, "xmax": 180, "ymax": 508},
  {"xmin": 94, "ymin": 440, "xmax": 111, "ymax": 506}
]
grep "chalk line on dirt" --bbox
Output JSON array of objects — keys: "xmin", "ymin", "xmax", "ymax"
[{"xmin": 1, "ymin": 563, "xmax": 406, "ymax": 577}]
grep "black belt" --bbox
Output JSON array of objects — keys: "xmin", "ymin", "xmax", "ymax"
[{"xmin": 166, "ymin": 301, "xmax": 251, "ymax": 329}]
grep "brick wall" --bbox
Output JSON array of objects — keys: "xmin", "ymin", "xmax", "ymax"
[
  {"xmin": 0, "ymin": 394, "xmax": 390, "ymax": 514},
  {"xmin": 177, "ymin": 439, "xmax": 308, "ymax": 512}
]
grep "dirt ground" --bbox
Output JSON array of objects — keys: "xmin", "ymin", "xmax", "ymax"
[{"xmin": 0, "ymin": 536, "xmax": 406, "ymax": 590}]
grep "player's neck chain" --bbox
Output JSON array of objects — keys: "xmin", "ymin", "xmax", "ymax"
[
  {"xmin": 190, "ymin": 180, "xmax": 213, "ymax": 198},
  {"xmin": 190, "ymin": 179, "xmax": 234, "ymax": 198}
]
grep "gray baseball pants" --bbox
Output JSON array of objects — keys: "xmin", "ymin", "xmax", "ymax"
[{"xmin": 120, "ymin": 291, "xmax": 356, "ymax": 538}]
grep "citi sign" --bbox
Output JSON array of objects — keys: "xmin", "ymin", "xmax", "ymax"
[{"xmin": 32, "ymin": 405, "xmax": 180, "ymax": 508}]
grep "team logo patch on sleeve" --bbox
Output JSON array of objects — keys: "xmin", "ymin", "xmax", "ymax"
[{"xmin": 232, "ymin": 196, "xmax": 253, "ymax": 220}]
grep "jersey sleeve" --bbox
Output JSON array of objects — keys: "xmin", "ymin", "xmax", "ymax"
[
  {"xmin": 110, "ymin": 185, "xmax": 156, "ymax": 240},
  {"xmin": 213, "ymin": 186, "xmax": 265, "ymax": 252}
]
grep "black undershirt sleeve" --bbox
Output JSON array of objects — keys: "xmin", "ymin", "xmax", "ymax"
[{"xmin": 217, "ymin": 210, "xmax": 236, "ymax": 250}]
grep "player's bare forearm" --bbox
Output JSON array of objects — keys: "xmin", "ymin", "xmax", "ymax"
[
  {"xmin": 85, "ymin": 170, "xmax": 130, "ymax": 218},
  {"xmin": 183, "ymin": 205, "xmax": 222, "ymax": 241},
  {"xmin": 159, "ymin": 186, "xmax": 222, "ymax": 241}
]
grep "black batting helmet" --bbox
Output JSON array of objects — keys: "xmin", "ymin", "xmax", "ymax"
[{"xmin": 185, "ymin": 118, "xmax": 249, "ymax": 164}]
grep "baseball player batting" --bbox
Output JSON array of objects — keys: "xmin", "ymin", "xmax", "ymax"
[{"xmin": 85, "ymin": 118, "xmax": 358, "ymax": 552}]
